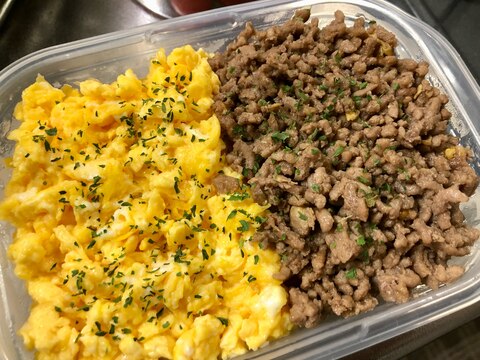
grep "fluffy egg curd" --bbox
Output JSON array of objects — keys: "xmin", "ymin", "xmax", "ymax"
[{"xmin": 0, "ymin": 45, "xmax": 292, "ymax": 360}]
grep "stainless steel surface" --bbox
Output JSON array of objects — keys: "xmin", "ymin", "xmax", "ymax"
[
  {"xmin": 342, "ymin": 300, "xmax": 480, "ymax": 360},
  {"xmin": 0, "ymin": 0, "xmax": 479, "ymax": 358},
  {"xmin": 0, "ymin": 0, "xmax": 15, "ymax": 27},
  {"xmin": 405, "ymin": 0, "xmax": 480, "ymax": 86},
  {"xmin": 135, "ymin": 0, "xmax": 177, "ymax": 18},
  {"xmin": 0, "ymin": 0, "xmax": 160, "ymax": 70}
]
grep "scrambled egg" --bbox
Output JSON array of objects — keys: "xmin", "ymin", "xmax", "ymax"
[{"xmin": 0, "ymin": 46, "xmax": 291, "ymax": 360}]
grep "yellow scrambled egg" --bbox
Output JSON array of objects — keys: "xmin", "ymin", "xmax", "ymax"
[{"xmin": 0, "ymin": 46, "xmax": 291, "ymax": 360}]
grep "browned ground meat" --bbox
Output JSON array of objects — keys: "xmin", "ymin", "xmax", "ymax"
[
  {"xmin": 212, "ymin": 174, "xmax": 240, "ymax": 194},
  {"xmin": 209, "ymin": 9, "xmax": 480, "ymax": 328}
]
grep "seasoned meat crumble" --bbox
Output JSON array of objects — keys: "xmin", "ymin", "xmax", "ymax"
[{"xmin": 209, "ymin": 9, "xmax": 480, "ymax": 328}]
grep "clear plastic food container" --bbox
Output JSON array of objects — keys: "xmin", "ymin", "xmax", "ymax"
[{"xmin": 1, "ymin": 0, "xmax": 479, "ymax": 359}]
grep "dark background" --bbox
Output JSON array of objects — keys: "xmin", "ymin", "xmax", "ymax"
[{"xmin": 0, "ymin": 1, "xmax": 479, "ymax": 359}]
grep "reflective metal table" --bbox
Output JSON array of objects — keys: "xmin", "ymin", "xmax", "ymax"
[{"xmin": 0, "ymin": 1, "xmax": 479, "ymax": 359}]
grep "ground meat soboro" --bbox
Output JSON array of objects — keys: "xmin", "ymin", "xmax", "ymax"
[{"xmin": 209, "ymin": 9, "xmax": 480, "ymax": 328}]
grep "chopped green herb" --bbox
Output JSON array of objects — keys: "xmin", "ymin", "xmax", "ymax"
[
  {"xmin": 333, "ymin": 145, "xmax": 345, "ymax": 158},
  {"xmin": 334, "ymin": 53, "xmax": 342, "ymax": 64},
  {"xmin": 352, "ymin": 95, "xmax": 362, "ymax": 107},
  {"xmin": 258, "ymin": 99, "xmax": 269, "ymax": 106},
  {"xmin": 217, "ymin": 317, "xmax": 229, "ymax": 326},
  {"xmin": 297, "ymin": 90, "xmax": 309, "ymax": 102},
  {"xmin": 232, "ymin": 125, "xmax": 246, "ymax": 137},
  {"xmin": 356, "ymin": 235, "xmax": 366, "ymax": 246},
  {"xmin": 45, "ymin": 127, "xmax": 58, "ymax": 136},
  {"xmin": 123, "ymin": 295, "xmax": 133, "ymax": 308},
  {"xmin": 311, "ymin": 184, "xmax": 320, "ymax": 193},
  {"xmin": 363, "ymin": 191, "xmax": 378, "ymax": 207},
  {"xmin": 321, "ymin": 105, "xmax": 334, "ymax": 119},
  {"xmin": 227, "ymin": 210, "xmax": 237, "ymax": 220},
  {"xmin": 346, "ymin": 268, "xmax": 357, "ymax": 279},
  {"xmin": 173, "ymin": 177, "xmax": 180, "ymax": 194},
  {"xmin": 357, "ymin": 176, "xmax": 370, "ymax": 185},
  {"xmin": 228, "ymin": 192, "xmax": 249, "ymax": 201},
  {"xmin": 202, "ymin": 248, "xmax": 209, "ymax": 260},
  {"xmin": 254, "ymin": 215, "xmax": 266, "ymax": 224},
  {"xmin": 380, "ymin": 183, "xmax": 392, "ymax": 192},
  {"xmin": 237, "ymin": 220, "xmax": 250, "ymax": 232},
  {"xmin": 271, "ymin": 131, "xmax": 289, "ymax": 143}
]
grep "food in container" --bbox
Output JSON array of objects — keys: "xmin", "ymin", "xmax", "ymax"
[{"xmin": 0, "ymin": 1, "xmax": 479, "ymax": 359}]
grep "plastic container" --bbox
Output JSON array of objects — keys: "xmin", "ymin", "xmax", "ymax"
[{"xmin": 1, "ymin": 0, "xmax": 479, "ymax": 359}]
